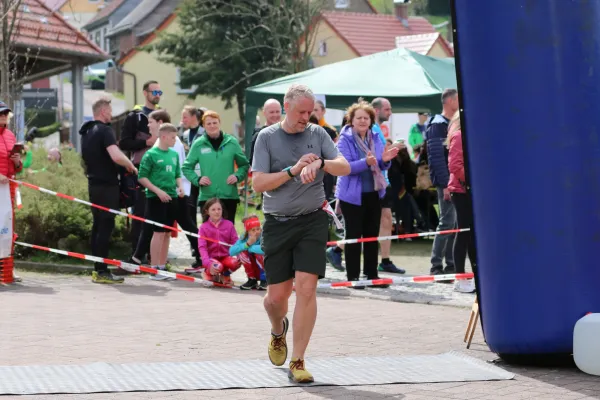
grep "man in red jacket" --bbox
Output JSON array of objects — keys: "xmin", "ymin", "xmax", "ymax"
[{"xmin": 0, "ymin": 100, "xmax": 23, "ymax": 283}]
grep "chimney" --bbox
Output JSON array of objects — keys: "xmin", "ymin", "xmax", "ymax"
[{"xmin": 394, "ymin": 0, "xmax": 410, "ymax": 22}]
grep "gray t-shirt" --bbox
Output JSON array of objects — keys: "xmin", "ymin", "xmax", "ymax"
[{"xmin": 252, "ymin": 123, "xmax": 341, "ymax": 216}]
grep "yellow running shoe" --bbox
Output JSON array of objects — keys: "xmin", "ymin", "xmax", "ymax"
[
  {"xmin": 92, "ymin": 271, "xmax": 124, "ymax": 284},
  {"xmin": 288, "ymin": 358, "xmax": 314, "ymax": 383},
  {"xmin": 268, "ymin": 316, "xmax": 289, "ymax": 366}
]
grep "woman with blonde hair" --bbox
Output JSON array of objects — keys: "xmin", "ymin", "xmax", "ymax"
[
  {"xmin": 335, "ymin": 101, "xmax": 399, "ymax": 287},
  {"xmin": 447, "ymin": 111, "xmax": 476, "ymax": 293}
]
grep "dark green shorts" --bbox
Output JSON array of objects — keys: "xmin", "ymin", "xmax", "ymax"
[{"xmin": 261, "ymin": 209, "xmax": 329, "ymax": 285}]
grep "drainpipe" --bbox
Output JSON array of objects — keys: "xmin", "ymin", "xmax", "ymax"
[{"xmin": 117, "ymin": 65, "xmax": 137, "ymax": 105}]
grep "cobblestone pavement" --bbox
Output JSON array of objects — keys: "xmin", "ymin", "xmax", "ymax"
[{"xmin": 1, "ymin": 272, "xmax": 599, "ymax": 400}]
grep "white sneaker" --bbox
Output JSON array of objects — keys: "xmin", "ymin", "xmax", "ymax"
[{"xmin": 454, "ymin": 279, "xmax": 476, "ymax": 293}]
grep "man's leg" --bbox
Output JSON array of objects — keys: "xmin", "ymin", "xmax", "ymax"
[
  {"xmin": 130, "ymin": 185, "xmax": 146, "ymax": 252},
  {"xmin": 291, "ymin": 271, "xmax": 318, "ymax": 360},
  {"xmin": 222, "ymin": 199, "xmax": 238, "ymax": 224},
  {"xmin": 264, "ymin": 278, "xmax": 294, "ymax": 335},
  {"xmin": 378, "ymin": 187, "xmax": 405, "ymax": 274},
  {"xmin": 430, "ymin": 187, "xmax": 456, "ymax": 274}
]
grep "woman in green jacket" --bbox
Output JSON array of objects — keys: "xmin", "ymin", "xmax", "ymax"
[{"xmin": 182, "ymin": 110, "xmax": 249, "ymax": 224}]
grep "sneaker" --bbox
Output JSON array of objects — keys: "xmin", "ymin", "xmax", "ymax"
[
  {"xmin": 258, "ymin": 280, "xmax": 268, "ymax": 290},
  {"xmin": 454, "ymin": 279, "xmax": 476, "ymax": 293},
  {"xmin": 184, "ymin": 265, "xmax": 205, "ymax": 275},
  {"xmin": 150, "ymin": 268, "xmax": 172, "ymax": 281},
  {"xmin": 444, "ymin": 265, "xmax": 456, "ymax": 274},
  {"xmin": 268, "ymin": 316, "xmax": 289, "ymax": 366},
  {"xmin": 12, "ymin": 274, "xmax": 22, "ymax": 283},
  {"xmin": 240, "ymin": 278, "xmax": 258, "ymax": 290},
  {"xmin": 92, "ymin": 271, "xmax": 124, "ymax": 284},
  {"xmin": 326, "ymin": 247, "xmax": 345, "ymax": 271},
  {"xmin": 288, "ymin": 358, "xmax": 314, "ymax": 383},
  {"xmin": 378, "ymin": 262, "xmax": 406, "ymax": 274}
]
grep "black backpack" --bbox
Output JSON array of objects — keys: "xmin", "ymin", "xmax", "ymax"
[{"xmin": 118, "ymin": 166, "xmax": 137, "ymax": 209}]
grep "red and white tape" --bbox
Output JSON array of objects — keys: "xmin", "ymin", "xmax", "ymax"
[
  {"xmin": 14, "ymin": 241, "xmax": 236, "ymax": 288},
  {"xmin": 326, "ymin": 228, "xmax": 470, "ymax": 246},
  {"xmin": 317, "ymin": 272, "xmax": 475, "ymax": 289},
  {"xmin": 11, "ymin": 179, "xmax": 232, "ymax": 247}
]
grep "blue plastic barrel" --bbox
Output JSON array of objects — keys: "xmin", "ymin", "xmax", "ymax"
[{"xmin": 453, "ymin": 0, "xmax": 600, "ymax": 357}]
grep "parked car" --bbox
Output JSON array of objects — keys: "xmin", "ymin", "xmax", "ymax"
[{"xmin": 84, "ymin": 60, "xmax": 115, "ymax": 90}]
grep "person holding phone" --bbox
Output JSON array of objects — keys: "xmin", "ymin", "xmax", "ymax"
[{"xmin": 0, "ymin": 100, "xmax": 23, "ymax": 283}]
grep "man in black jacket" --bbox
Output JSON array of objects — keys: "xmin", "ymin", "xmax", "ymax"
[
  {"xmin": 80, "ymin": 98, "xmax": 137, "ymax": 284},
  {"xmin": 119, "ymin": 80, "xmax": 161, "ymax": 258}
]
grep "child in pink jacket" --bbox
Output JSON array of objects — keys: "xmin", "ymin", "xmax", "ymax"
[{"xmin": 198, "ymin": 198, "xmax": 240, "ymax": 285}]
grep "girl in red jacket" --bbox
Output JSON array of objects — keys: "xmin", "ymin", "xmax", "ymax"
[
  {"xmin": 198, "ymin": 198, "xmax": 240, "ymax": 285},
  {"xmin": 0, "ymin": 101, "xmax": 23, "ymax": 283},
  {"xmin": 447, "ymin": 111, "xmax": 476, "ymax": 293}
]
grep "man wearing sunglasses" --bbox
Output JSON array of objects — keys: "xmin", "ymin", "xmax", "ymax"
[{"xmin": 119, "ymin": 80, "xmax": 162, "ymax": 263}]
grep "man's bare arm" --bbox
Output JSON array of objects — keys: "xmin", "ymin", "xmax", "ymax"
[
  {"xmin": 252, "ymin": 153, "xmax": 319, "ymax": 193},
  {"xmin": 252, "ymin": 171, "xmax": 291, "ymax": 193},
  {"xmin": 323, "ymin": 155, "xmax": 350, "ymax": 176}
]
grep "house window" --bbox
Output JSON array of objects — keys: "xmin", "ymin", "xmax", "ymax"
[
  {"xmin": 318, "ymin": 40, "xmax": 327, "ymax": 56},
  {"xmin": 94, "ymin": 31, "xmax": 101, "ymax": 47},
  {"xmin": 176, "ymin": 67, "xmax": 197, "ymax": 95},
  {"xmin": 102, "ymin": 27, "xmax": 108, "ymax": 51},
  {"xmin": 335, "ymin": 0, "xmax": 350, "ymax": 8}
]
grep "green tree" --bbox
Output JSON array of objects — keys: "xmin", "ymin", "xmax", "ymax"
[{"xmin": 150, "ymin": 0, "xmax": 324, "ymax": 132}]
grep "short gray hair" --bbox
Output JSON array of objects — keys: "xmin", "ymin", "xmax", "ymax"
[{"xmin": 284, "ymin": 84, "xmax": 315, "ymax": 104}]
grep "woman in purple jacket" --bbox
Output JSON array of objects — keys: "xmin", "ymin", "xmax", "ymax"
[{"xmin": 336, "ymin": 102, "xmax": 399, "ymax": 288}]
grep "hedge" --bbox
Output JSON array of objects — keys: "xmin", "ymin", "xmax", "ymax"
[
  {"xmin": 25, "ymin": 108, "xmax": 56, "ymax": 129},
  {"xmin": 14, "ymin": 147, "xmax": 130, "ymax": 260}
]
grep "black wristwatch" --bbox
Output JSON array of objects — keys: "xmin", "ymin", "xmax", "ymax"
[{"xmin": 318, "ymin": 157, "xmax": 325, "ymax": 170}]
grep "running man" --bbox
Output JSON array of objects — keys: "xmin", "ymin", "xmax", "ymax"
[{"xmin": 252, "ymin": 84, "xmax": 350, "ymax": 383}]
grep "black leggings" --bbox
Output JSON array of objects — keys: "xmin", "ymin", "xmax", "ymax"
[
  {"xmin": 451, "ymin": 192, "xmax": 477, "ymax": 274},
  {"xmin": 340, "ymin": 192, "xmax": 382, "ymax": 281}
]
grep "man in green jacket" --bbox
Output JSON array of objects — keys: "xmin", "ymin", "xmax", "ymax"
[{"xmin": 182, "ymin": 111, "xmax": 249, "ymax": 223}]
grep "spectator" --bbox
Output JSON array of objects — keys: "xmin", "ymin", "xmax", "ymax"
[
  {"xmin": 408, "ymin": 112, "xmax": 429, "ymax": 149},
  {"xmin": 447, "ymin": 111, "xmax": 477, "ymax": 293},
  {"xmin": 250, "ymin": 99, "xmax": 282, "ymax": 211},
  {"xmin": 119, "ymin": 80, "xmax": 162, "ymax": 258},
  {"xmin": 425, "ymin": 88, "xmax": 459, "ymax": 275},
  {"xmin": 229, "ymin": 214, "xmax": 267, "ymax": 290},
  {"xmin": 130, "ymin": 111, "xmax": 201, "ymax": 270},
  {"xmin": 137, "ymin": 122, "xmax": 192, "ymax": 280},
  {"xmin": 0, "ymin": 102, "xmax": 23, "ymax": 283},
  {"xmin": 336, "ymin": 101, "xmax": 399, "ymax": 288},
  {"xmin": 182, "ymin": 111, "xmax": 249, "ymax": 224},
  {"xmin": 80, "ymin": 98, "xmax": 137, "ymax": 284},
  {"xmin": 180, "ymin": 106, "xmax": 204, "ymax": 256},
  {"xmin": 197, "ymin": 198, "xmax": 240, "ymax": 286},
  {"xmin": 371, "ymin": 97, "xmax": 405, "ymax": 274},
  {"xmin": 312, "ymin": 100, "xmax": 338, "ymax": 141}
]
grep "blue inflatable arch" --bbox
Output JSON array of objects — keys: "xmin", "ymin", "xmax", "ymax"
[{"xmin": 452, "ymin": 0, "xmax": 600, "ymax": 363}]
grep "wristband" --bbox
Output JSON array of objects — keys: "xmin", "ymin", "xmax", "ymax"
[
  {"xmin": 318, "ymin": 157, "xmax": 325, "ymax": 170},
  {"xmin": 283, "ymin": 166, "xmax": 294, "ymax": 178}
]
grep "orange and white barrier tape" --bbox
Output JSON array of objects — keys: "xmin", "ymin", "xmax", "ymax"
[
  {"xmin": 326, "ymin": 228, "xmax": 470, "ymax": 246},
  {"xmin": 11, "ymin": 179, "xmax": 232, "ymax": 247},
  {"xmin": 14, "ymin": 241, "xmax": 235, "ymax": 289},
  {"xmin": 317, "ymin": 272, "xmax": 475, "ymax": 289}
]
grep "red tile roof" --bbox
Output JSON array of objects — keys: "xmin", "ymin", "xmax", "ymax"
[
  {"xmin": 14, "ymin": 0, "xmax": 107, "ymax": 58},
  {"xmin": 395, "ymin": 32, "xmax": 454, "ymax": 56},
  {"xmin": 85, "ymin": 0, "xmax": 126, "ymax": 27},
  {"xmin": 321, "ymin": 11, "xmax": 437, "ymax": 56},
  {"xmin": 40, "ymin": 0, "xmax": 67, "ymax": 11}
]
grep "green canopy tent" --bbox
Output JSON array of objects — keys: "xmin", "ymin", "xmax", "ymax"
[{"xmin": 244, "ymin": 47, "xmax": 457, "ymax": 153}]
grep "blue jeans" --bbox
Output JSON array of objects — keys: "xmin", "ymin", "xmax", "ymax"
[{"xmin": 430, "ymin": 187, "xmax": 456, "ymax": 272}]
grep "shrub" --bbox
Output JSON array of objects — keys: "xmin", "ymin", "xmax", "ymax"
[
  {"xmin": 25, "ymin": 108, "xmax": 57, "ymax": 129},
  {"xmin": 14, "ymin": 147, "xmax": 130, "ymax": 260},
  {"xmin": 36, "ymin": 122, "xmax": 62, "ymax": 138}
]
